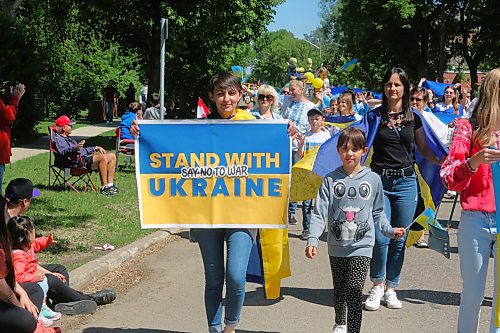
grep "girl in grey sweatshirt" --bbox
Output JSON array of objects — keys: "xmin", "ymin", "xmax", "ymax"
[{"xmin": 305, "ymin": 127, "xmax": 405, "ymax": 333}]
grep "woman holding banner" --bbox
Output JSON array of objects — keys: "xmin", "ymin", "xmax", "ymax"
[
  {"xmin": 364, "ymin": 68, "xmax": 443, "ymax": 311},
  {"xmin": 132, "ymin": 73, "xmax": 293, "ymax": 333},
  {"xmin": 440, "ymin": 68, "xmax": 500, "ymax": 333}
]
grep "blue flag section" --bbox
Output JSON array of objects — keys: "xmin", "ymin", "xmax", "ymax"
[
  {"xmin": 493, "ymin": 162, "xmax": 500, "ymax": 326},
  {"xmin": 422, "ymin": 80, "xmax": 453, "ymax": 98}
]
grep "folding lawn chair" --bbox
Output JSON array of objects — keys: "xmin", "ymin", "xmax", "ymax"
[
  {"xmin": 47, "ymin": 126, "xmax": 98, "ymax": 192},
  {"xmin": 115, "ymin": 127, "xmax": 135, "ymax": 171}
]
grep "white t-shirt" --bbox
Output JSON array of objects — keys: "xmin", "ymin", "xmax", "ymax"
[{"xmin": 296, "ymin": 130, "xmax": 331, "ymax": 156}]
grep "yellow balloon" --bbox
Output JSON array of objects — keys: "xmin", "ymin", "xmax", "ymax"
[
  {"xmin": 304, "ymin": 72, "xmax": 314, "ymax": 83},
  {"xmin": 312, "ymin": 78, "xmax": 324, "ymax": 89}
]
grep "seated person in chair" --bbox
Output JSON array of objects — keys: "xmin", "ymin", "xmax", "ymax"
[
  {"xmin": 119, "ymin": 101, "xmax": 141, "ymax": 141},
  {"xmin": 51, "ymin": 115, "xmax": 118, "ymax": 196}
]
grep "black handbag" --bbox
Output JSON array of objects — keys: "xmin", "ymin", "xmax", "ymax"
[{"xmin": 428, "ymin": 195, "xmax": 458, "ymax": 259}]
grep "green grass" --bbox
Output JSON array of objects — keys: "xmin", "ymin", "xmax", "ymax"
[
  {"xmin": 4, "ymin": 130, "xmax": 152, "ymax": 270},
  {"xmin": 35, "ymin": 120, "xmax": 92, "ymax": 137}
]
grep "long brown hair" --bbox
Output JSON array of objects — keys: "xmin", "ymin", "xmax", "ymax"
[
  {"xmin": 0, "ymin": 197, "xmax": 15, "ymax": 289},
  {"xmin": 471, "ymin": 68, "xmax": 500, "ymax": 146},
  {"xmin": 380, "ymin": 67, "xmax": 413, "ymax": 123}
]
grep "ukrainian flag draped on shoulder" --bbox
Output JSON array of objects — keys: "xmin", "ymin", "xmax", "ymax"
[{"xmin": 290, "ymin": 107, "xmax": 448, "ymax": 212}]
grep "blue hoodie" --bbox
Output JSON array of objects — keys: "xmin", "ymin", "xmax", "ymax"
[
  {"xmin": 307, "ymin": 166, "xmax": 395, "ymax": 258},
  {"xmin": 119, "ymin": 110, "xmax": 136, "ymax": 140}
]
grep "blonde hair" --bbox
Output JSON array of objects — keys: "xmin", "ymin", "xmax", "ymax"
[
  {"xmin": 318, "ymin": 67, "xmax": 329, "ymax": 79},
  {"xmin": 472, "ymin": 68, "xmax": 500, "ymax": 146},
  {"xmin": 257, "ymin": 85, "xmax": 279, "ymax": 113},
  {"xmin": 339, "ymin": 93, "xmax": 355, "ymax": 116}
]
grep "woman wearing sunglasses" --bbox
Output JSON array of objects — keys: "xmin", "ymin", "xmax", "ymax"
[
  {"xmin": 410, "ymin": 87, "xmax": 453, "ymax": 146},
  {"xmin": 249, "ymin": 85, "xmax": 283, "ymax": 119}
]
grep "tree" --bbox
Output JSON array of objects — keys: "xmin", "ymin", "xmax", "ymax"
[
  {"xmin": 453, "ymin": 0, "xmax": 500, "ymax": 90},
  {"xmin": 251, "ymin": 30, "xmax": 322, "ymax": 86},
  {"xmin": 318, "ymin": 0, "xmax": 498, "ymax": 90}
]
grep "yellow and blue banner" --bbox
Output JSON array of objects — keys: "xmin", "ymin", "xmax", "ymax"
[{"xmin": 136, "ymin": 119, "xmax": 291, "ymax": 229}]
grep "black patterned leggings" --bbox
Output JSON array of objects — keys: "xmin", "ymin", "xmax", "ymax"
[{"xmin": 329, "ymin": 256, "xmax": 371, "ymax": 333}]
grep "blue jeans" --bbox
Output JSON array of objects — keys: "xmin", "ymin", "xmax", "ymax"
[
  {"xmin": 105, "ymin": 101, "xmax": 114, "ymax": 122},
  {"xmin": 192, "ymin": 228, "xmax": 253, "ymax": 333},
  {"xmin": 302, "ymin": 199, "xmax": 312, "ymax": 231},
  {"xmin": 0, "ymin": 164, "xmax": 5, "ymax": 194},
  {"xmin": 457, "ymin": 210, "xmax": 499, "ymax": 333},
  {"xmin": 370, "ymin": 174, "xmax": 417, "ymax": 288}
]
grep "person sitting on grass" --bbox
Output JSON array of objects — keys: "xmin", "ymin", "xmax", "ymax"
[
  {"xmin": 8, "ymin": 216, "xmax": 63, "ymax": 327},
  {"xmin": 51, "ymin": 115, "xmax": 118, "ymax": 196},
  {"xmin": 3, "ymin": 179, "xmax": 118, "ymax": 315}
]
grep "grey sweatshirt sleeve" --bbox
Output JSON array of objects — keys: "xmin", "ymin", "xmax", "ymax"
[
  {"xmin": 372, "ymin": 176, "xmax": 395, "ymax": 238},
  {"xmin": 307, "ymin": 177, "xmax": 331, "ymax": 247}
]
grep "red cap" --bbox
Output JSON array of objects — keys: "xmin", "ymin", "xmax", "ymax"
[{"xmin": 55, "ymin": 115, "xmax": 75, "ymax": 127}]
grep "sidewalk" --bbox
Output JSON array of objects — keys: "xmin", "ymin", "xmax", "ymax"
[{"xmin": 10, "ymin": 121, "xmax": 118, "ymax": 163}]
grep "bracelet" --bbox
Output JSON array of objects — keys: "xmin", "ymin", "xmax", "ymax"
[{"xmin": 466, "ymin": 159, "xmax": 477, "ymax": 172}]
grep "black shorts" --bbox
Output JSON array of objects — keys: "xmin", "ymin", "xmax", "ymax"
[{"xmin": 81, "ymin": 155, "xmax": 94, "ymax": 170}]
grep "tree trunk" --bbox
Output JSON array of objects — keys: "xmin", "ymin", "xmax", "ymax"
[
  {"xmin": 2, "ymin": 0, "xmax": 23, "ymax": 18},
  {"xmin": 437, "ymin": 4, "xmax": 446, "ymax": 82}
]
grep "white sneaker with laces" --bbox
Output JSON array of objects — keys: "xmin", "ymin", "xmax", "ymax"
[
  {"xmin": 332, "ymin": 324, "xmax": 347, "ymax": 333},
  {"xmin": 384, "ymin": 290, "xmax": 403, "ymax": 309},
  {"xmin": 364, "ymin": 285, "xmax": 384, "ymax": 311}
]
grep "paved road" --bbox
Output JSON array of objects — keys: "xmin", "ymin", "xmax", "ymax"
[{"xmin": 61, "ymin": 198, "xmax": 495, "ymax": 333}]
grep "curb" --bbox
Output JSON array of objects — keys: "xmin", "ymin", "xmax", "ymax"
[{"xmin": 69, "ymin": 229, "xmax": 176, "ymax": 290}]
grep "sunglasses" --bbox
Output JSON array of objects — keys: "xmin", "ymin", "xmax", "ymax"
[
  {"xmin": 410, "ymin": 97, "xmax": 423, "ymax": 102},
  {"xmin": 444, "ymin": 91, "xmax": 454, "ymax": 94},
  {"xmin": 258, "ymin": 94, "xmax": 274, "ymax": 101},
  {"xmin": 281, "ymin": 91, "xmax": 290, "ymax": 95}
]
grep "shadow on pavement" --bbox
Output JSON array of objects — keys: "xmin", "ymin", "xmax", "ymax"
[
  {"xmin": 245, "ymin": 286, "xmax": 332, "ymax": 307},
  {"xmin": 395, "ymin": 289, "xmax": 475, "ymax": 306}
]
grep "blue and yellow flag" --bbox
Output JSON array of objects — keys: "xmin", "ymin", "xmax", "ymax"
[{"xmin": 290, "ymin": 107, "xmax": 448, "ymax": 217}]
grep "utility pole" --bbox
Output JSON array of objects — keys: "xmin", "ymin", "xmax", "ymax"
[{"xmin": 160, "ymin": 18, "xmax": 168, "ymax": 119}]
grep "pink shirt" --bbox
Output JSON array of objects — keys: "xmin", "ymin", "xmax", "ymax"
[{"xmin": 440, "ymin": 119, "xmax": 497, "ymax": 213}]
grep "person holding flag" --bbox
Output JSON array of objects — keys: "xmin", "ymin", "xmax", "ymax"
[
  {"xmin": 364, "ymin": 68, "xmax": 444, "ymax": 311},
  {"xmin": 440, "ymin": 68, "xmax": 500, "ymax": 333}
]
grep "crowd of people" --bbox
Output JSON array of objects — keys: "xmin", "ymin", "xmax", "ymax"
[
  {"xmin": 1, "ymin": 62, "xmax": 499, "ymax": 333},
  {"xmin": 0, "ymin": 178, "xmax": 117, "ymax": 333}
]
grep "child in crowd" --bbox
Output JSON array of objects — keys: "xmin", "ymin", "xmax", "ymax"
[
  {"xmin": 305, "ymin": 127, "xmax": 405, "ymax": 333},
  {"xmin": 7, "ymin": 216, "xmax": 62, "ymax": 327},
  {"xmin": 296, "ymin": 108, "xmax": 331, "ymax": 240}
]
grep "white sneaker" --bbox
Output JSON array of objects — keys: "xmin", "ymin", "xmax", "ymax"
[
  {"xmin": 364, "ymin": 286, "xmax": 384, "ymax": 311},
  {"xmin": 384, "ymin": 290, "xmax": 403, "ymax": 309},
  {"xmin": 39, "ymin": 315, "xmax": 53, "ymax": 327},
  {"xmin": 333, "ymin": 324, "xmax": 347, "ymax": 333}
]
